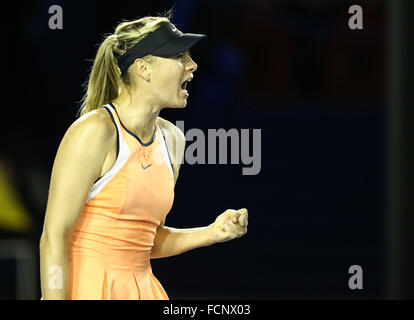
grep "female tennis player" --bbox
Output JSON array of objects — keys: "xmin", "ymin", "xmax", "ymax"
[{"xmin": 39, "ymin": 15, "xmax": 248, "ymax": 300}]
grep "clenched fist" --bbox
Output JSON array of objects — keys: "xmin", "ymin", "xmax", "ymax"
[{"xmin": 207, "ymin": 208, "xmax": 248, "ymax": 244}]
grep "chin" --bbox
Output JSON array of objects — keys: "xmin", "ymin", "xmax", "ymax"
[
  {"xmin": 162, "ymin": 103, "xmax": 187, "ymax": 110},
  {"xmin": 171, "ymin": 99, "xmax": 188, "ymax": 109},
  {"xmin": 161, "ymin": 95, "xmax": 189, "ymax": 109}
]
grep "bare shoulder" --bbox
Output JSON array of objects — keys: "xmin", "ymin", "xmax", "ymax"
[
  {"xmin": 55, "ymin": 108, "xmax": 116, "ymax": 168},
  {"xmin": 43, "ymin": 108, "xmax": 117, "ymax": 238},
  {"xmin": 70, "ymin": 108, "xmax": 115, "ymax": 137},
  {"xmin": 156, "ymin": 116, "xmax": 185, "ymax": 144}
]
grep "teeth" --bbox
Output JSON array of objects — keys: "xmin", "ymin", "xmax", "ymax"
[{"xmin": 181, "ymin": 77, "xmax": 193, "ymax": 92}]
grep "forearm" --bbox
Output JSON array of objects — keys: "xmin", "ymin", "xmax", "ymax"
[
  {"xmin": 150, "ymin": 226, "xmax": 215, "ymax": 259},
  {"xmin": 39, "ymin": 233, "xmax": 69, "ymax": 300}
]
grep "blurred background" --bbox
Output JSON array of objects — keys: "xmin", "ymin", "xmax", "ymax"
[{"xmin": 2, "ymin": 0, "xmax": 413, "ymax": 299}]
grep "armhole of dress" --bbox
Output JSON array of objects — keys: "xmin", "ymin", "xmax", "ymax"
[
  {"xmin": 158, "ymin": 124, "xmax": 175, "ymax": 181},
  {"xmin": 93, "ymin": 106, "xmax": 119, "ymax": 184}
]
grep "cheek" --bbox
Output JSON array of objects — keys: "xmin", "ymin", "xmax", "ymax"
[
  {"xmin": 151, "ymin": 77, "xmax": 178, "ymax": 103},
  {"xmin": 151, "ymin": 62, "xmax": 183, "ymax": 98},
  {"xmin": 156, "ymin": 70, "xmax": 181, "ymax": 91}
]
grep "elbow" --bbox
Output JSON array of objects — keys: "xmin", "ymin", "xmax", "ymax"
[
  {"xmin": 39, "ymin": 230, "xmax": 69, "ymax": 253},
  {"xmin": 150, "ymin": 251, "xmax": 158, "ymax": 259},
  {"xmin": 39, "ymin": 232, "xmax": 46, "ymax": 249},
  {"xmin": 39, "ymin": 231, "xmax": 51, "ymax": 251},
  {"xmin": 39, "ymin": 232, "xmax": 50, "ymax": 259}
]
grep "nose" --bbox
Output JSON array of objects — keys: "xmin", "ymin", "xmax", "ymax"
[{"xmin": 185, "ymin": 55, "xmax": 198, "ymax": 72}]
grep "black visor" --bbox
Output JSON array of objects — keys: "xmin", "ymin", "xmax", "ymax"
[{"xmin": 117, "ymin": 23, "xmax": 207, "ymax": 74}]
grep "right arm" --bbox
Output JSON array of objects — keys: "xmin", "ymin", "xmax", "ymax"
[{"xmin": 39, "ymin": 110, "xmax": 115, "ymax": 300}]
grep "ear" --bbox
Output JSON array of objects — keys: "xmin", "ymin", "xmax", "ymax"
[{"xmin": 132, "ymin": 58, "xmax": 151, "ymax": 82}]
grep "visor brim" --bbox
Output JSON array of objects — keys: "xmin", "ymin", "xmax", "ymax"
[{"xmin": 151, "ymin": 33, "xmax": 207, "ymax": 58}]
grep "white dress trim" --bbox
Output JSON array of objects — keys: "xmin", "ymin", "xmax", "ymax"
[
  {"xmin": 158, "ymin": 125, "xmax": 175, "ymax": 180},
  {"xmin": 85, "ymin": 104, "xmax": 130, "ymax": 203}
]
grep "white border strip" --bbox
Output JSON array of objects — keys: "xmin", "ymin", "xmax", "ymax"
[{"xmin": 86, "ymin": 104, "xmax": 130, "ymax": 203}]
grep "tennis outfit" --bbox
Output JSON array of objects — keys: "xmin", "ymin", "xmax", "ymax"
[{"xmin": 67, "ymin": 103, "xmax": 175, "ymax": 300}]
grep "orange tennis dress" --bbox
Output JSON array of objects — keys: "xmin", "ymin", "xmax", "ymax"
[{"xmin": 67, "ymin": 103, "xmax": 175, "ymax": 300}]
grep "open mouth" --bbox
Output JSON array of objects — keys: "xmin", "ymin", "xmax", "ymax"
[{"xmin": 180, "ymin": 77, "xmax": 192, "ymax": 96}]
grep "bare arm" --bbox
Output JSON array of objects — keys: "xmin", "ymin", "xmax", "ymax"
[
  {"xmin": 39, "ymin": 110, "xmax": 115, "ymax": 299},
  {"xmin": 151, "ymin": 210, "xmax": 248, "ymax": 259},
  {"xmin": 150, "ymin": 226, "xmax": 214, "ymax": 258},
  {"xmin": 151, "ymin": 118, "xmax": 248, "ymax": 259}
]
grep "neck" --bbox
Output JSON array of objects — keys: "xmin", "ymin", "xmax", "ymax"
[{"xmin": 112, "ymin": 89, "xmax": 161, "ymax": 144}]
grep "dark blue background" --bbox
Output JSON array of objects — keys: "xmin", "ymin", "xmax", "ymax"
[{"xmin": 3, "ymin": 0, "xmax": 385, "ymax": 299}]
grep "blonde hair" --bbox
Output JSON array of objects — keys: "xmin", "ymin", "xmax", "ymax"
[{"xmin": 77, "ymin": 13, "xmax": 173, "ymax": 117}]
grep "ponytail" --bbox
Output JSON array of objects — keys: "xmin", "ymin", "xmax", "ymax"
[
  {"xmin": 78, "ymin": 34, "xmax": 122, "ymax": 117},
  {"xmin": 77, "ymin": 13, "xmax": 173, "ymax": 117}
]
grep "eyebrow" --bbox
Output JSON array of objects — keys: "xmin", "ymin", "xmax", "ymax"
[{"xmin": 173, "ymin": 50, "xmax": 191, "ymax": 59}]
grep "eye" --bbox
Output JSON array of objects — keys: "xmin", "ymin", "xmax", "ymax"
[
  {"xmin": 174, "ymin": 51, "xmax": 191, "ymax": 60},
  {"xmin": 174, "ymin": 53, "xmax": 185, "ymax": 60}
]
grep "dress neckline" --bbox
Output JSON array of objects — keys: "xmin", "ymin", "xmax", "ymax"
[{"xmin": 109, "ymin": 102, "xmax": 157, "ymax": 147}]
